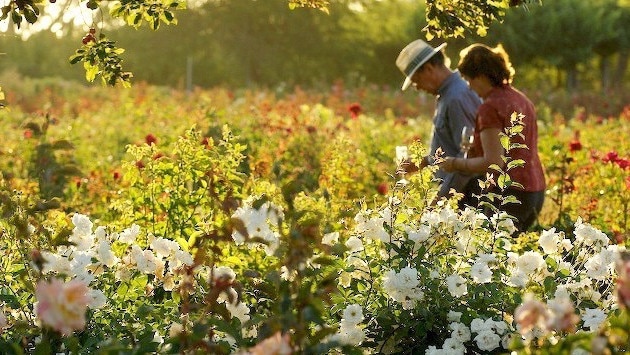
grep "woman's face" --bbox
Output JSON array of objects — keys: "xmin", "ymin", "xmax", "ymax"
[{"xmin": 463, "ymin": 75, "xmax": 490, "ymax": 98}]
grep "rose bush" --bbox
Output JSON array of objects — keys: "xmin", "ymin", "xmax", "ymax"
[{"xmin": 0, "ymin": 83, "xmax": 629, "ymax": 353}]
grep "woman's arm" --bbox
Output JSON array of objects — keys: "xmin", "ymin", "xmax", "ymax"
[{"xmin": 441, "ymin": 127, "xmax": 504, "ymax": 174}]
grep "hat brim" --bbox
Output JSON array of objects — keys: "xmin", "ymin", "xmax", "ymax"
[{"xmin": 401, "ymin": 42, "xmax": 447, "ymax": 91}]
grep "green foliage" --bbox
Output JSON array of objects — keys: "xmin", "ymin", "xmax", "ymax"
[
  {"xmin": 112, "ymin": 126, "xmax": 247, "ymax": 245},
  {"xmin": 22, "ymin": 115, "xmax": 82, "ymax": 200},
  {"xmin": 0, "ymin": 0, "xmax": 42, "ymax": 29},
  {"xmin": 110, "ymin": 0, "xmax": 185, "ymax": 30},
  {"xmin": 69, "ymin": 34, "xmax": 133, "ymax": 87},
  {"xmin": 0, "ymin": 84, "xmax": 629, "ymax": 353}
]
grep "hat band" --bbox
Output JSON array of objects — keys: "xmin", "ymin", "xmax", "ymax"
[{"xmin": 404, "ymin": 47, "xmax": 436, "ymax": 76}]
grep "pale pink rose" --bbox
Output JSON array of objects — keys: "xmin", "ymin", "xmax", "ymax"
[
  {"xmin": 0, "ymin": 309, "xmax": 7, "ymax": 331},
  {"xmin": 35, "ymin": 278, "xmax": 90, "ymax": 335},
  {"xmin": 247, "ymin": 332, "xmax": 292, "ymax": 355},
  {"xmin": 616, "ymin": 253, "xmax": 630, "ymax": 309},
  {"xmin": 514, "ymin": 296, "xmax": 549, "ymax": 335}
]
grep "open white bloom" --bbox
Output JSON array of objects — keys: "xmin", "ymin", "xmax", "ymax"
[
  {"xmin": 338, "ymin": 271, "xmax": 352, "ymax": 288},
  {"xmin": 213, "ymin": 266, "xmax": 236, "ymax": 283},
  {"xmin": 41, "ymin": 252, "xmax": 72, "ymax": 275},
  {"xmin": 438, "ymin": 206, "xmax": 458, "ymax": 227},
  {"xmin": 72, "ymin": 213, "xmax": 93, "ymax": 236},
  {"xmin": 88, "ymin": 289, "xmax": 107, "ymax": 309},
  {"xmin": 509, "ymin": 268, "xmax": 529, "ymax": 288},
  {"xmin": 474, "ymin": 330, "xmax": 501, "ymax": 351},
  {"xmin": 574, "ymin": 218, "xmax": 609, "ymax": 247},
  {"xmin": 470, "ymin": 262, "xmax": 493, "ymax": 284},
  {"xmin": 584, "ymin": 253, "xmax": 610, "ymax": 281},
  {"xmin": 119, "ymin": 224, "xmax": 141, "ymax": 244},
  {"xmin": 447, "ymin": 311, "xmax": 462, "ymax": 322},
  {"xmin": 515, "ymin": 251, "xmax": 545, "ymax": 274},
  {"xmin": 337, "ymin": 322, "xmax": 366, "ymax": 346},
  {"xmin": 446, "ymin": 274, "xmax": 467, "ymax": 297},
  {"xmin": 442, "ymin": 337, "xmax": 465, "ymax": 354},
  {"xmin": 342, "ymin": 304, "xmax": 364, "ymax": 325},
  {"xmin": 395, "ymin": 146, "xmax": 408, "ymax": 163},
  {"xmin": 491, "ymin": 212, "xmax": 517, "ymax": 236},
  {"xmin": 421, "ymin": 211, "xmax": 441, "ymax": 227},
  {"xmin": 538, "ymin": 228, "xmax": 562, "ymax": 254},
  {"xmin": 345, "ymin": 236, "xmax": 364, "ymax": 253},
  {"xmin": 345, "ymin": 256, "xmax": 369, "ymax": 280},
  {"xmin": 382, "ymin": 267, "xmax": 422, "ymax": 303},
  {"xmin": 322, "ymin": 232, "xmax": 339, "ymax": 246},
  {"xmin": 131, "ymin": 246, "xmax": 159, "ymax": 274},
  {"xmin": 173, "ymin": 249, "xmax": 194, "ymax": 268},
  {"xmin": 226, "ymin": 301, "xmax": 250, "ymax": 323},
  {"xmin": 449, "ymin": 322, "xmax": 471, "ymax": 342},
  {"xmin": 361, "ymin": 217, "xmax": 389, "ymax": 241},
  {"xmin": 407, "ymin": 225, "xmax": 431, "ymax": 244},
  {"xmin": 96, "ymin": 240, "xmax": 118, "ymax": 267},
  {"xmin": 581, "ymin": 308, "xmax": 607, "ymax": 331},
  {"xmin": 477, "ymin": 253, "xmax": 497, "ymax": 264},
  {"xmin": 231, "ymin": 201, "xmax": 281, "ymax": 255},
  {"xmin": 150, "ymin": 237, "xmax": 179, "ymax": 258}
]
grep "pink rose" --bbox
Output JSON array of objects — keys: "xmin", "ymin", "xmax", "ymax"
[
  {"xmin": 514, "ymin": 296, "xmax": 549, "ymax": 335},
  {"xmin": 247, "ymin": 332, "xmax": 292, "ymax": 355},
  {"xmin": 35, "ymin": 278, "xmax": 90, "ymax": 335},
  {"xmin": 0, "ymin": 309, "xmax": 7, "ymax": 332}
]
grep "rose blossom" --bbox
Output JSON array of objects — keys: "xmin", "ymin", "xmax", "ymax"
[
  {"xmin": 0, "ymin": 309, "xmax": 7, "ymax": 332},
  {"xmin": 514, "ymin": 295, "xmax": 549, "ymax": 335},
  {"xmin": 244, "ymin": 331, "xmax": 292, "ymax": 355},
  {"xmin": 35, "ymin": 278, "xmax": 90, "ymax": 335}
]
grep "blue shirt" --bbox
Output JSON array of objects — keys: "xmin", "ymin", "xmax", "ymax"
[{"xmin": 429, "ymin": 71, "xmax": 481, "ymax": 197}]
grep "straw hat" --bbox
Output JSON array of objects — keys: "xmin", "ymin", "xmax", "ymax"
[{"xmin": 396, "ymin": 40, "xmax": 447, "ymax": 90}]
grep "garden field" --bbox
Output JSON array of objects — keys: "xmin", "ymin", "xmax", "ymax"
[{"xmin": 0, "ymin": 80, "xmax": 629, "ymax": 354}]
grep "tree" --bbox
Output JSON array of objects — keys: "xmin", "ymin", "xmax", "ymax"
[
  {"xmin": 1, "ymin": 0, "xmax": 534, "ymax": 86},
  {"xmin": 486, "ymin": 0, "xmax": 630, "ymax": 92}
]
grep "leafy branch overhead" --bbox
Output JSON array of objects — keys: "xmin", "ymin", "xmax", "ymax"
[{"xmin": 1, "ymin": 0, "xmax": 535, "ymax": 86}]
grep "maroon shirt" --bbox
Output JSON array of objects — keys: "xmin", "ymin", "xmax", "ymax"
[{"xmin": 469, "ymin": 84, "xmax": 546, "ymax": 192}]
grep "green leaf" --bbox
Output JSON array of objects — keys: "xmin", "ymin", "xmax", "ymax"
[
  {"xmin": 84, "ymin": 62, "xmax": 99, "ymax": 82},
  {"xmin": 132, "ymin": 274, "xmax": 149, "ymax": 289},
  {"xmin": 23, "ymin": 7, "xmax": 38, "ymax": 24},
  {"xmin": 69, "ymin": 53, "xmax": 84, "ymax": 65},
  {"xmin": 11, "ymin": 10, "xmax": 22, "ymax": 28}
]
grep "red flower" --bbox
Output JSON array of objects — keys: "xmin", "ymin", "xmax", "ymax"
[
  {"xmin": 348, "ymin": 102, "xmax": 362, "ymax": 119},
  {"xmin": 24, "ymin": 130, "xmax": 33, "ymax": 139},
  {"xmin": 568, "ymin": 140, "xmax": 582, "ymax": 152},
  {"xmin": 135, "ymin": 160, "xmax": 145, "ymax": 169},
  {"xmin": 603, "ymin": 151, "xmax": 619, "ymax": 163},
  {"xmin": 113, "ymin": 171, "xmax": 121, "ymax": 180},
  {"xmin": 145, "ymin": 134, "xmax": 157, "ymax": 145},
  {"xmin": 377, "ymin": 182, "xmax": 389, "ymax": 195},
  {"xmin": 616, "ymin": 158, "xmax": 630, "ymax": 170}
]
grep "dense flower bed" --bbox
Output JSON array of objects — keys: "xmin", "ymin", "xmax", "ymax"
[{"xmin": 0, "ymin": 84, "xmax": 628, "ymax": 353}]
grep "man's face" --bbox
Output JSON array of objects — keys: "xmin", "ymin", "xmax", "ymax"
[{"xmin": 410, "ymin": 64, "xmax": 436, "ymax": 94}]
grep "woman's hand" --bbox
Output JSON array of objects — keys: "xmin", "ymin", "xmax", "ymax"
[{"xmin": 440, "ymin": 157, "xmax": 459, "ymax": 172}]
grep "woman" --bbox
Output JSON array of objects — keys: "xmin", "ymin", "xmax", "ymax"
[{"xmin": 441, "ymin": 43, "xmax": 545, "ymax": 233}]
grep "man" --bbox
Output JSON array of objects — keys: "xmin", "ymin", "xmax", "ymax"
[{"xmin": 396, "ymin": 39, "xmax": 481, "ymax": 199}]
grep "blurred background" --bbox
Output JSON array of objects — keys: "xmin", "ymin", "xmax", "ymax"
[{"xmin": 1, "ymin": 0, "xmax": 629, "ymax": 117}]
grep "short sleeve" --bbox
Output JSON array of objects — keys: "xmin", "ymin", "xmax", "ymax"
[{"xmin": 476, "ymin": 102, "xmax": 504, "ymax": 132}]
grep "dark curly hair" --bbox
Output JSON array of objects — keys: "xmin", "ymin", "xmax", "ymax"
[{"xmin": 457, "ymin": 44, "xmax": 515, "ymax": 86}]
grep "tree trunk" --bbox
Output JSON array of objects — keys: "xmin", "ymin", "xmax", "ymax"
[
  {"xmin": 600, "ymin": 55, "xmax": 611, "ymax": 92},
  {"xmin": 613, "ymin": 50, "xmax": 629, "ymax": 90},
  {"xmin": 566, "ymin": 66, "xmax": 579, "ymax": 92}
]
